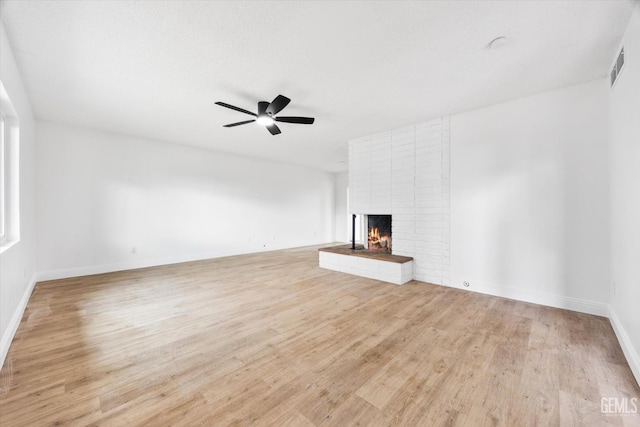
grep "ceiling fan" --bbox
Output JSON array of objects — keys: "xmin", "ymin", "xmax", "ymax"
[{"xmin": 215, "ymin": 94, "xmax": 315, "ymax": 135}]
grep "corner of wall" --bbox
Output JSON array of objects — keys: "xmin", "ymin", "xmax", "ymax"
[
  {"xmin": 0, "ymin": 273, "xmax": 37, "ymax": 371},
  {"xmin": 609, "ymin": 306, "xmax": 640, "ymax": 387},
  {"xmin": 607, "ymin": 0, "xmax": 640, "ymax": 388},
  {"xmin": 0, "ymin": 15, "xmax": 39, "ymax": 373}
]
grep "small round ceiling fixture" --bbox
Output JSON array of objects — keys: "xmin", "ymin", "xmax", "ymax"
[{"xmin": 489, "ymin": 36, "xmax": 508, "ymax": 49}]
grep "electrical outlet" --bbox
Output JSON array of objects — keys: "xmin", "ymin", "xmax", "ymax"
[
  {"xmin": 131, "ymin": 246, "xmax": 137, "ymax": 254},
  {"xmin": 463, "ymin": 281, "xmax": 470, "ymax": 288}
]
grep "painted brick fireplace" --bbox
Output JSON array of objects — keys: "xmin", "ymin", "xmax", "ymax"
[{"xmin": 347, "ymin": 118, "xmax": 451, "ymax": 286}]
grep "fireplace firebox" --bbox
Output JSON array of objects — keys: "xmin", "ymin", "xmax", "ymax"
[{"xmin": 367, "ymin": 215, "xmax": 392, "ymax": 253}]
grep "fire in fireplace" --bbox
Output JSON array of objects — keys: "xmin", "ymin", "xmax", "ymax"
[{"xmin": 367, "ymin": 215, "xmax": 392, "ymax": 252}]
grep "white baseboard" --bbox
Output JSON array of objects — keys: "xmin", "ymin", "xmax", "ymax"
[
  {"xmin": 2, "ymin": 243, "xmax": 328, "ymax": 371},
  {"xmin": 444, "ymin": 279, "xmax": 610, "ymax": 317},
  {"xmin": 0, "ymin": 273, "xmax": 37, "ymax": 371},
  {"xmin": 608, "ymin": 307, "xmax": 640, "ymax": 387},
  {"xmin": 36, "ymin": 251, "xmax": 250, "ymax": 282},
  {"xmin": 36, "ymin": 256, "xmax": 199, "ymax": 282},
  {"xmin": 36, "ymin": 241, "xmax": 326, "ymax": 282},
  {"xmin": 5, "ymin": 258, "xmax": 637, "ymax": 389},
  {"xmin": 441, "ymin": 279, "xmax": 638, "ymax": 386}
]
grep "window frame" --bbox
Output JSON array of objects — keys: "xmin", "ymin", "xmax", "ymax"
[
  {"xmin": 0, "ymin": 112, "xmax": 5, "ymax": 241},
  {"xmin": 0, "ymin": 81, "xmax": 20, "ymax": 253}
]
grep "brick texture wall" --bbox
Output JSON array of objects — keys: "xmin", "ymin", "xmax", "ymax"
[{"xmin": 348, "ymin": 118, "xmax": 450, "ymax": 286}]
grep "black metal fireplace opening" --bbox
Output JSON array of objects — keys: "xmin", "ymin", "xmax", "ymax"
[{"xmin": 367, "ymin": 215, "xmax": 392, "ymax": 252}]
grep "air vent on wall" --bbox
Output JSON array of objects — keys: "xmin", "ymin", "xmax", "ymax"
[{"xmin": 610, "ymin": 46, "xmax": 625, "ymax": 88}]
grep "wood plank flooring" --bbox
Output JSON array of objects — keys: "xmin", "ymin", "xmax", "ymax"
[{"xmin": 1, "ymin": 245, "xmax": 639, "ymax": 426}]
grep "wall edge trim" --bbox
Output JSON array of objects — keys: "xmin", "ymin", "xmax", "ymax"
[
  {"xmin": 609, "ymin": 306, "xmax": 640, "ymax": 387},
  {"xmin": 440, "ymin": 279, "xmax": 610, "ymax": 317},
  {"xmin": 0, "ymin": 273, "xmax": 37, "ymax": 371}
]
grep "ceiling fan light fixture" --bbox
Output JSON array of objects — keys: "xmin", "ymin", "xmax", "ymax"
[
  {"xmin": 215, "ymin": 95, "xmax": 314, "ymax": 135},
  {"xmin": 256, "ymin": 115, "xmax": 275, "ymax": 126}
]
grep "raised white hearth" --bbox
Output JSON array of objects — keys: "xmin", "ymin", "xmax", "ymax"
[{"xmin": 319, "ymin": 245, "xmax": 413, "ymax": 285}]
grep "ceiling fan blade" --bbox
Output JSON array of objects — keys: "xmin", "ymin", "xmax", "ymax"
[
  {"xmin": 275, "ymin": 116, "xmax": 315, "ymax": 124},
  {"xmin": 223, "ymin": 119, "xmax": 256, "ymax": 127},
  {"xmin": 215, "ymin": 101, "xmax": 257, "ymax": 117},
  {"xmin": 266, "ymin": 123, "xmax": 282, "ymax": 135},
  {"xmin": 257, "ymin": 101, "xmax": 270, "ymax": 116},
  {"xmin": 266, "ymin": 95, "xmax": 291, "ymax": 116}
]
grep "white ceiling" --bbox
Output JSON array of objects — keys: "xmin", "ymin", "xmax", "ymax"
[{"xmin": 1, "ymin": 0, "xmax": 636, "ymax": 172}]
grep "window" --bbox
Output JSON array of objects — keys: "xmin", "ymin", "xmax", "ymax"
[
  {"xmin": 1, "ymin": 113, "xmax": 5, "ymax": 240},
  {"xmin": 0, "ymin": 80, "xmax": 19, "ymax": 253}
]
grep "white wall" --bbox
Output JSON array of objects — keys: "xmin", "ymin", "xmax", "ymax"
[
  {"xmin": 36, "ymin": 122, "xmax": 335, "ymax": 277},
  {"xmin": 450, "ymin": 79, "xmax": 610, "ymax": 314},
  {"xmin": 0, "ymin": 22, "xmax": 38, "ymax": 368},
  {"xmin": 334, "ymin": 171, "xmax": 349, "ymax": 242},
  {"xmin": 609, "ymin": 1, "xmax": 640, "ymax": 385}
]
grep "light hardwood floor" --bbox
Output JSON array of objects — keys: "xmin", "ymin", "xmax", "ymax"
[{"xmin": 1, "ymin": 245, "xmax": 639, "ymax": 426}]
